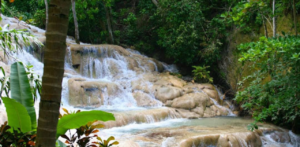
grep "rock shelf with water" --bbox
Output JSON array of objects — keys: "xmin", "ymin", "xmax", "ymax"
[{"xmin": 0, "ymin": 15, "xmax": 299, "ymax": 147}]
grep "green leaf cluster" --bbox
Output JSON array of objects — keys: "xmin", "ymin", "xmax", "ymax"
[
  {"xmin": 192, "ymin": 65, "xmax": 213, "ymax": 83},
  {"xmin": 235, "ymin": 36, "xmax": 300, "ymax": 131}
]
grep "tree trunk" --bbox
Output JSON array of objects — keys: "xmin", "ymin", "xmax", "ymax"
[
  {"xmin": 293, "ymin": 0, "xmax": 297, "ymax": 35},
  {"xmin": 35, "ymin": 0, "xmax": 71, "ymax": 146},
  {"xmin": 0, "ymin": 0, "xmax": 2, "ymax": 17},
  {"xmin": 72, "ymin": 0, "xmax": 80, "ymax": 44},
  {"xmin": 105, "ymin": 6, "xmax": 114, "ymax": 44},
  {"xmin": 273, "ymin": 0, "xmax": 276, "ymax": 37},
  {"xmin": 151, "ymin": 0, "xmax": 159, "ymax": 7},
  {"xmin": 263, "ymin": 17, "xmax": 269, "ymax": 38},
  {"xmin": 44, "ymin": 0, "xmax": 48, "ymax": 30}
]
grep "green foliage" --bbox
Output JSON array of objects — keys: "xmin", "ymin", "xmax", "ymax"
[
  {"xmin": 32, "ymin": 9, "xmax": 46, "ymax": 28},
  {"xmin": 2, "ymin": 98, "xmax": 31, "ymax": 133},
  {"xmin": 97, "ymin": 136, "xmax": 119, "ymax": 147},
  {"xmin": 154, "ymin": 0, "xmax": 227, "ymax": 65},
  {"xmin": 10, "ymin": 62, "xmax": 37, "ymax": 131},
  {"xmin": 192, "ymin": 66, "xmax": 213, "ymax": 83},
  {"xmin": 58, "ymin": 108, "xmax": 117, "ymax": 147},
  {"xmin": 3, "ymin": 0, "xmax": 40, "ymax": 22},
  {"xmin": 56, "ymin": 110, "xmax": 115, "ymax": 138},
  {"xmin": 0, "ymin": 121, "xmax": 36, "ymax": 147},
  {"xmin": 60, "ymin": 120, "xmax": 105, "ymax": 146},
  {"xmin": 229, "ymin": 0, "xmax": 268, "ymax": 29},
  {"xmin": 0, "ymin": 62, "xmax": 42, "ymax": 103},
  {"xmin": 0, "ymin": 24, "xmax": 43, "ymax": 57},
  {"xmin": 235, "ymin": 36, "xmax": 300, "ymax": 131}
]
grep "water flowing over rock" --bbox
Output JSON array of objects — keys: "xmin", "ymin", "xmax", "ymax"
[{"xmin": 1, "ymin": 15, "xmax": 300, "ymax": 147}]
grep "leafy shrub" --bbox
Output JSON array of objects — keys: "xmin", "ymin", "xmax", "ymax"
[
  {"xmin": 0, "ymin": 121, "xmax": 36, "ymax": 147},
  {"xmin": 235, "ymin": 36, "xmax": 300, "ymax": 132},
  {"xmin": 32, "ymin": 9, "xmax": 46, "ymax": 28},
  {"xmin": 192, "ymin": 65, "xmax": 213, "ymax": 83}
]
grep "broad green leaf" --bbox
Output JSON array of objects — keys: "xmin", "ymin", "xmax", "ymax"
[
  {"xmin": 10, "ymin": 62, "xmax": 36, "ymax": 131},
  {"xmin": 56, "ymin": 110, "xmax": 115, "ymax": 138},
  {"xmin": 2, "ymin": 97, "xmax": 31, "ymax": 133}
]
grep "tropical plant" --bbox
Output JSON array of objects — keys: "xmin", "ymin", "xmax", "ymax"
[
  {"xmin": 0, "ymin": 62, "xmax": 42, "ymax": 104},
  {"xmin": 235, "ymin": 36, "xmax": 300, "ymax": 133},
  {"xmin": 0, "ymin": 121, "xmax": 36, "ymax": 147},
  {"xmin": 96, "ymin": 136, "xmax": 119, "ymax": 147},
  {"xmin": 1, "ymin": 62, "xmax": 116, "ymax": 146},
  {"xmin": 192, "ymin": 65, "xmax": 213, "ymax": 83},
  {"xmin": 0, "ymin": 24, "xmax": 42, "ymax": 57},
  {"xmin": 1, "ymin": 62, "xmax": 37, "ymax": 133}
]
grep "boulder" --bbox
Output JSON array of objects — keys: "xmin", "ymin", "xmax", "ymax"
[
  {"xmin": 154, "ymin": 85, "xmax": 182, "ymax": 102},
  {"xmin": 68, "ymin": 78, "xmax": 120, "ymax": 107},
  {"xmin": 175, "ymin": 109, "xmax": 200, "ymax": 119},
  {"xmin": 171, "ymin": 93, "xmax": 209, "ymax": 109},
  {"xmin": 132, "ymin": 91, "xmax": 161, "ymax": 107},
  {"xmin": 184, "ymin": 83, "xmax": 222, "ymax": 103}
]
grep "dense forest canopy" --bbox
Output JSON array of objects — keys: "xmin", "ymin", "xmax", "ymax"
[{"xmin": 1, "ymin": 0, "xmax": 300, "ymax": 142}]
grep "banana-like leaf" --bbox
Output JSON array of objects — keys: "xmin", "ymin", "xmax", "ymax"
[
  {"xmin": 56, "ymin": 110, "xmax": 115, "ymax": 138},
  {"xmin": 2, "ymin": 97, "xmax": 31, "ymax": 133},
  {"xmin": 10, "ymin": 62, "xmax": 36, "ymax": 131}
]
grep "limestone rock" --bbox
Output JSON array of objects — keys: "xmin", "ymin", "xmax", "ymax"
[
  {"xmin": 68, "ymin": 78, "xmax": 120, "ymax": 107},
  {"xmin": 154, "ymin": 85, "xmax": 182, "ymax": 102},
  {"xmin": 132, "ymin": 91, "xmax": 161, "ymax": 107},
  {"xmin": 175, "ymin": 109, "xmax": 200, "ymax": 119},
  {"xmin": 171, "ymin": 93, "xmax": 209, "ymax": 109}
]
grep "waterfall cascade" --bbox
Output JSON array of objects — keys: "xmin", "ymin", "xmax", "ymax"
[{"xmin": 0, "ymin": 15, "xmax": 299, "ymax": 147}]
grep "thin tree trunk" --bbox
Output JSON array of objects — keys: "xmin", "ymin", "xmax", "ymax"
[
  {"xmin": 263, "ymin": 17, "xmax": 269, "ymax": 38},
  {"xmin": 293, "ymin": 0, "xmax": 297, "ymax": 35},
  {"xmin": 35, "ymin": 0, "xmax": 71, "ymax": 146},
  {"xmin": 273, "ymin": 0, "xmax": 276, "ymax": 37},
  {"xmin": 151, "ymin": 0, "xmax": 159, "ymax": 7},
  {"xmin": 105, "ymin": 6, "xmax": 114, "ymax": 44},
  {"xmin": 0, "ymin": 0, "xmax": 2, "ymax": 17},
  {"xmin": 44, "ymin": 0, "xmax": 48, "ymax": 30},
  {"xmin": 72, "ymin": 0, "xmax": 80, "ymax": 44}
]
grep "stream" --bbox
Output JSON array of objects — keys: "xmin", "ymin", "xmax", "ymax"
[{"xmin": 0, "ymin": 15, "xmax": 300, "ymax": 147}]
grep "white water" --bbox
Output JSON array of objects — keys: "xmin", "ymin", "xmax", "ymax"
[
  {"xmin": 1, "ymin": 14, "xmax": 300, "ymax": 146},
  {"xmin": 2, "ymin": 42, "xmax": 300, "ymax": 146}
]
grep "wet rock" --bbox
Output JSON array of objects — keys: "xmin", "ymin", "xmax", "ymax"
[
  {"xmin": 117, "ymin": 140, "xmax": 140, "ymax": 147},
  {"xmin": 154, "ymin": 85, "xmax": 182, "ymax": 102},
  {"xmin": 175, "ymin": 109, "xmax": 200, "ymax": 119},
  {"xmin": 191, "ymin": 107, "xmax": 204, "ymax": 117},
  {"xmin": 171, "ymin": 93, "xmax": 209, "ymax": 109},
  {"xmin": 68, "ymin": 78, "xmax": 120, "ymax": 107},
  {"xmin": 180, "ymin": 135, "xmax": 220, "ymax": 147},
  {"xmin": 132, "ymin": 91, "xmax": 161, "ymax": 107},
  {"xmin": 269, "ymin": 131, "xmax": 291, "ymax": 143},
  {"xmin": 98, "ymin": 108, "xmax": 180, "ymax": 128}
]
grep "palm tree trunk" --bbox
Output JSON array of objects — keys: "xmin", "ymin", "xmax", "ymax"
[
  {"xmin": 293, "ymin": 0, "xmax": 297, "ymax": 35},
  {"xmin": 71, "ymin": 0, "xmax": 80, "ymax": 44},
  {"xmin": 44, "ymin": 0, "xmax": 48, "ymax": 30},
  {"xmin": 105, "ymin": 6, "xmax": 114, "ymax": 44},
  {"xmin": 35, "ymin": 0, "xmax": 71, "ymax": 146},
  {"xmin": 273, "ymin": 0, "xmax": 276, "ymax": 37}
]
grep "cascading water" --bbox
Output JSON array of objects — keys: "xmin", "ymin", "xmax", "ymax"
[{"xmin": 1, "ymin": 15, "xmax": 300, "ymax": 147}]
